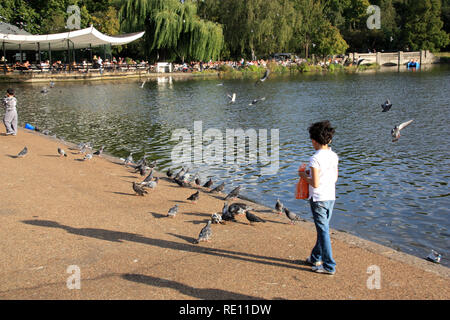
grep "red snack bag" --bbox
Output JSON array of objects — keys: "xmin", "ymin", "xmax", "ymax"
[{"xmin": 296, "ymin": 164, "xmax": 309, "ymax": 200}]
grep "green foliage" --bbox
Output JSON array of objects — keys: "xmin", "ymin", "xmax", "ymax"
[{"xmin": 119, "ymin": 0, "xmax": 224, "ymax": 62}]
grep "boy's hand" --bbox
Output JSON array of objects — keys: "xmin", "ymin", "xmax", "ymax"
[{"xmin": 298, "ymin": 171, "xmax": 308, "ymax": 178}]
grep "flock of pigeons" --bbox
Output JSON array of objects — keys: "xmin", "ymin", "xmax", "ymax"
[{"xmin": 117, "ymin": 150, "xmax": 302, "ymax": 243}]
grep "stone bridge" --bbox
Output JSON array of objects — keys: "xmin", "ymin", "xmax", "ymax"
[{"xmin": 348, "ymin": 50, "xmax": 439, "ymax": 67}]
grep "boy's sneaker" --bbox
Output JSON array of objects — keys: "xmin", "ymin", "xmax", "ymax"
[
  {"xmin": 306, "ymin": 256, "xmax": 322, "ymax": 266},
  {"xmin": 312, "ymin": 265, "xmax": 335, "ymax": 275}
]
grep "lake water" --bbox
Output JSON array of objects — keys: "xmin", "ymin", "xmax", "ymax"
[{"xmin": 2, "ymin": 65, "xmax": 450, "ymax": 266}]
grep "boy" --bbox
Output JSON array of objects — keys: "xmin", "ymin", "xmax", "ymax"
[
  {"xmin": 2, "ymin": 88, "xmax": 18, "ymax": 136},
  {"xmin": 299, "ymin": 120, "xmax": 338, "ymax": 275}
]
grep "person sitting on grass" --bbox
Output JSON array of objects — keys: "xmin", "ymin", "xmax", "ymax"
[{"xmin": 299, "ymin": 120, "xmax": 339, "ymax": 275}]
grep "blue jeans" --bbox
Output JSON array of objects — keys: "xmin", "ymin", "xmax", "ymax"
[{"xmin": 309, "ymin": 199, "xmax": 336, "ymax": 272}]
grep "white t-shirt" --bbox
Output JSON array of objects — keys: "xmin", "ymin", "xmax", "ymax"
[{"xmin": 308, "ymin": 148, "xmax": 339, "ymax": 201}]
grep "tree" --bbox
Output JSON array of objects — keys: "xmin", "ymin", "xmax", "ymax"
[
  {"xmin": 119, "ymin": 0, "xmax": 224, "ymax": 62},
  {"xmin": 403, "ymin": 0, "xmax": 450, "ymax": 51}
]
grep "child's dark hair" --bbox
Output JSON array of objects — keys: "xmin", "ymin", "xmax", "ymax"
[
  {"xmin": 309, "ymin": 120, "xmax": 335, "ymax": 145},
  {"xmin": 6, "ymin": 88, "xmax": 15, "ymax": 95}
]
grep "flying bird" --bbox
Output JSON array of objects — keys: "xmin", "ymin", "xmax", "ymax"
[
  {"xmin": 227, "ymin": 93, "xmax": 236, "ymax": 103},
  {"xmin": 284, "ymin": 207, "xmax": 301, "ymax": 225},
  {"xmin": 381, "ymin": 99, "xmax": 392, "ymax": 112},
  {"xmin": 391, "ymin": 119, "xmax": 414, "ymax": 142},
  {"xmin": 275, "ymin": 198, "xmax": 284, "ymax": 215},
  {"xmin": 245, "ymin": 210, "xmax": 266, "ymax": 225},
  {"xmin": 196, "ymin": 220, "xmax": 212, "ymax": 243},
  {"xmin": 17, "ymin": 146, "xmax": 28, "ymax": 158},
  {"xmin": 167, "ymin": 204, "xmax": 179, "ymax": 218},
  {"xmin": 210, "ymin": 182, "xmax": 225, "ymax": 193},
  {"xmin": 57, "ymin": 147, "xmax": 67, "ymax": 157},
  {"xmin": 132, "ymin": 182, "xmax": 148, "ymax": 196},
  {"xmin": 255, "ymin": 68, "xmax": 270, "ymax": 85},
  {"xmin": 187, "ymin": 191, "xmax": 200, "ymax": 203},
  {"xmin": 224, "ymin": 186, "xmax": 241, "ymax": 201}
]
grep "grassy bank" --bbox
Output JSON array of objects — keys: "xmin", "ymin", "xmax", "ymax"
[{"xmin": 193, "ymin": 62, "xmax": 381, "ymax": 79}]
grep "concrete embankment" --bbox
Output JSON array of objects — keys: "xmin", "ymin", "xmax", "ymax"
[{"xmin": 0, "ymin": 127, "xmax": 448, "ymax": 299}]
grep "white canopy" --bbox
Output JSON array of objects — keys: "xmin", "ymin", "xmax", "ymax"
[{"xmin": 1, "ymin": 25, "xmax": 145, "ymax": 51}]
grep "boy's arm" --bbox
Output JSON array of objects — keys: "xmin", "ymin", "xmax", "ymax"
[{"xmin": 299, "ymin": 167, "xmax": 320, "ymax": 188}]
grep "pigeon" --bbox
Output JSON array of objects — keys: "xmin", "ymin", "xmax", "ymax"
[
  {"xmin": 196, "ymin": 220, "xmax": 212, "ymax": 243},
  {"xmin": 143, "ymin": 177, "xmax": 159, "ymax": 189},
  {"xmin": 49, "ymin": 81, "xmax": 55, "ymax": 88},
  {"xmin": 124, "ymin": 152, "xmax": 134, "ymax": 166},
  {"xmin": 228, "ymin": 202, "xmax": 252, "ymax": 215},
  {"xmin": 140, "ymin": 80, "xmax": 146, "ymax": 88},
  {"xmin": 391, "ymin": 119, "xmax": 414, "ymax": 142},
  {"xmin": 148, "ymin": 160, "xmax": 157, "ymax": 168},
  {"xmin": 166, "ymin": 168, "xmax": 174, "ymax": 178},
  {"xmin": 139, "ymin": 166, "xmax": 150, "ymax": 176},
  {"xmin": 174, "ymin": 177, "xmax": 190, "ymax": 188},
  {"xmin": 426, "ymin": 250, "xmax": 441, "ymax": 264},
  {"xmin": 275, "ymin": 198, "xmax": 284, "ymax": 214},
  {"xmin": 42, "ymin": 129, "xmax": 50, "ymax": 135},
  {"xmin": 284, "ymin": 207, "xmax": 301, "ymax": 225},
  {"xmin": 180, "ymin": 172, "xmax": 191, "ymax": 183},
  {"xmin": 194, "ymin": 176, "xmax": 201, "ymax": 186},
  {"xmin": 142, "ymin": 169, "xmax": 154, "ymax": 183},
  {"xmin": 57, "ymin": 147, "xmax": 67, "ymax": 157},
  {"xmin": 203, "ymin": 178, "xmax": 213, "ymax": 189},
  {"xmin": 211, "ymin": 213, "xmax": 223, "ymax": 224},
  {"xmin": 83, "ymin": 153, "xmax": 93, "ymax": 161},
  {"xmin": 381, "ymin": 99, "xmax": 392, "ymax": 112},
  {"xmin": 255, "ymin": 68, "xmax": 270, "ymax": 85},
  {"xmin": 167, "ymin": 204, "xmax": 179, "ymax": 218},
  {"xmin": 245, "ymin": 210, "xmax": 266, "ymax": 225},
  {"xmin": 17, "ymin": 146, "xmax": 28, "ymax": 158},
  {"xmin": 40, "ymin": 87, "xmax": 48, "ymax": 94},
  {"xmin": 249, "ymin": 97, "xmax": 266, "ymax": 105},
  {"xmin": 227, "ymin": 93, "xmax": 236, "ymax": 103},
  {"xmin": 216, "ymin": 82, "xmax": 224, "ymax": 86},
  {"xmin": 224, "ymin": 186, "xmax": 241, "ymax": 200},
  {"xmin": 222, "ymin": 203, "xmax": 237, "ymax": 222},
  {"xmin": 187, "ymin": 191, "xmax": 200, "ymax": 203},
  {"xmin": 174, "ymin": 167, "xmax": 186, "ymax": 180},
  {"xmin": 132, "ymin": 182, "xmax": 148, "ymax": 196},
  {"xmin": 210, "ymin": 182, "xmax": 225, "ymax": 193},
  {"xmin": 93, "ymin": 145, "xmax": 105, "ymax": 156}
]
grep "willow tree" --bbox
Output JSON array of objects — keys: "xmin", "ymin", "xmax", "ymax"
[{"xmin": 119, "ymin": 0, "xmax": 224, "ymax": 62}]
